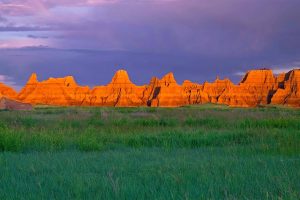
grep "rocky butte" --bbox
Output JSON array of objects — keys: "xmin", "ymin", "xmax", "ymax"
[
  {"xmin": 0, "ymin": 82, "xmax": 17, "ymax": 99},
  {"xmin": 0, "ymin": 68, "xmax": 299, "ymax": 108},
  {"xmin": 18, "ymin": 73, "xmax": 91, "ymax": 106},
  {"xmin": 218, "ymin": 69, "xmax": 276, "ymax": 107},
  {"xmin": 271, "ymin": 69, "xmax": 300, "ymax": 107},
  {"xmin": 91, "ymin": 70, "xmax": 146, "ymax": 107},
  {"xmin": 146, "ymin": 72, "xmax": 188, "ymax": 107}
]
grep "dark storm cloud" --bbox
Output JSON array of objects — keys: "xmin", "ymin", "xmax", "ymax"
[
  {"xmin": 1, "ymin": 0, "xmax": 300, "ymax": 89},
  {"xmin": 0, "ymin": 26, "xmax": 52, "ymax": 32},
  {"xmin": 0, "ymin": 15, "xmax": 7, "ymax": 22},
  {"xmin": 27, "ymin": 34, "xmax": 49, "ymax": 39}
]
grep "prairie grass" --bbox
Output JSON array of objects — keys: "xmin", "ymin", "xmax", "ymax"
[
  {"xmin": 0, "ymin": 105, "xmax": 299, "ymax": 199},
  {"xmin": 0, "ymin": 106, "xmax": 299, "ymax": 154}
]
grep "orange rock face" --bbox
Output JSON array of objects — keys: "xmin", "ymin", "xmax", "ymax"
[
  {"xmin": 271, "ymin": 69, "xmax": 300, "ymax": 107},
  {"xmin": 0, "ymin": 82, "xmax": 17, "ymax": 99},
  {"xmin": 202, "ymin": 78, "xmax": 234, "ymax": 104},
  {"xmin": 147, "ymin": 73, "xmax": 188, "ymax": 107},
  {"xmin": 18, "ymin": 73, "xmax": 91, "ymax": 106},
  {"xmin": 218, "ymin": 69, "xmax": 276, "ymax": 107},
  {"xmin": 182, "ymin": 77, "xmax": 234, "ymax": 105},
  {"xmin": 6, "ymin": 68, "xmax": 300, "ymax": 107},
  {"xmin": 182, "ymin": 80, "xmax": 208, "ymax": 104},
  {"xmin": 91, "ymin": 70, "xmax": 146, "ymax": 107}
]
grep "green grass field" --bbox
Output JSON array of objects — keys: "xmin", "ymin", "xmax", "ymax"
[{"xmin": 0, "ymin": 105, "xmax": 299, "ymax": 199}]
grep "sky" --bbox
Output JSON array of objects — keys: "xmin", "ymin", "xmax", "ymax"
[{"xmin": 0, "ymin": 0, "xmax": 300, "ymax": 90}]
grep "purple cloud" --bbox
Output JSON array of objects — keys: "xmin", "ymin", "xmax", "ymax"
[
  {"xmin": 27, "ymin": 34, "xmax": 49, "ymax": 39},
  {"xmin": 0, "ymin": 0, "xmax": 300, "ymax": 90}
]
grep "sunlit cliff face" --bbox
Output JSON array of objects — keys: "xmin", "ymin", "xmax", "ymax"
[{"xmin": 1, "ymin": 68, "xmax": 300, "ymax": 107}]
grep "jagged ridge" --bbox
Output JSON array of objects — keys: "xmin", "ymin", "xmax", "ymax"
[{"xmin": 1, "ymin": 68, "xmax": 299, "ymax": 107}]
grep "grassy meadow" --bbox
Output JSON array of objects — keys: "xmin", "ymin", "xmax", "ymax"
[{"xmin": 0, "ymin": 105, "xmax": 299, "ymax": 199}]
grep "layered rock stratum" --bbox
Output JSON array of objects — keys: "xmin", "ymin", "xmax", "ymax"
[
  {"xmin": 1, "ymin": 68, "xmax": 299, "ymax": 107},
  {"xmin": 147, "ymin": 72, "xmax": 188, "ymax": 107},
  {"xmin": 91, "ymin": 70, "xmax": 145, "ymax": 107},
  {"xmin": 271, "ymin": 69, "xmax": 300, "ymax": 107},
  {"xmin": 218, "ymin": 69, "xmax": 276, "ymax": 107},
  {"xmin": 18, "ymin": 73, "xmax": 91, "ymax": 106}
]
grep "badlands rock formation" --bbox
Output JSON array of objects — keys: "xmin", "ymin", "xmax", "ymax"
[
  {"xmin": 1, "ymin": 68, "xmax": 298, "ymax": 108},
  {"xmin": 0, "ymin": 82, "xmax": 17, "ymax": 99},
  {"xmin": 18, "ymin": 73, "xmax": 91, "ymax": 106},
  {"xmin": 91, "ymin": 70, "xmax": 145, "ymax": 107},
  {"xmin": 0, "ymin": 82, "xmax": 32, "ymax": 110},
  {"xmin": 271, "ymin": 69, "xmax": 300, "ymax": 107},
  {"xmin": 182, "ymin": 78, "xmax": 234, "ymax": 105},
  {"xmin": 218, "ymin": 69, "xmax": 276, "ymax": 107},
  {"xmin": 182, "ymin": 80, "xmax": 208, "ymax": 104},
  {"xmin": 146, "ymin": 73, "xmax": 188, "ymax": 107},
  {"xmin": 202, "ymin": 78, "xmax": 234, "ymax": 104}
]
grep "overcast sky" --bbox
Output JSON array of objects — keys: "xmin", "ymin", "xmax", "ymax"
[{"xmin": 1, "ymin": 0, "xmax": 300, "ymax": 90}]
